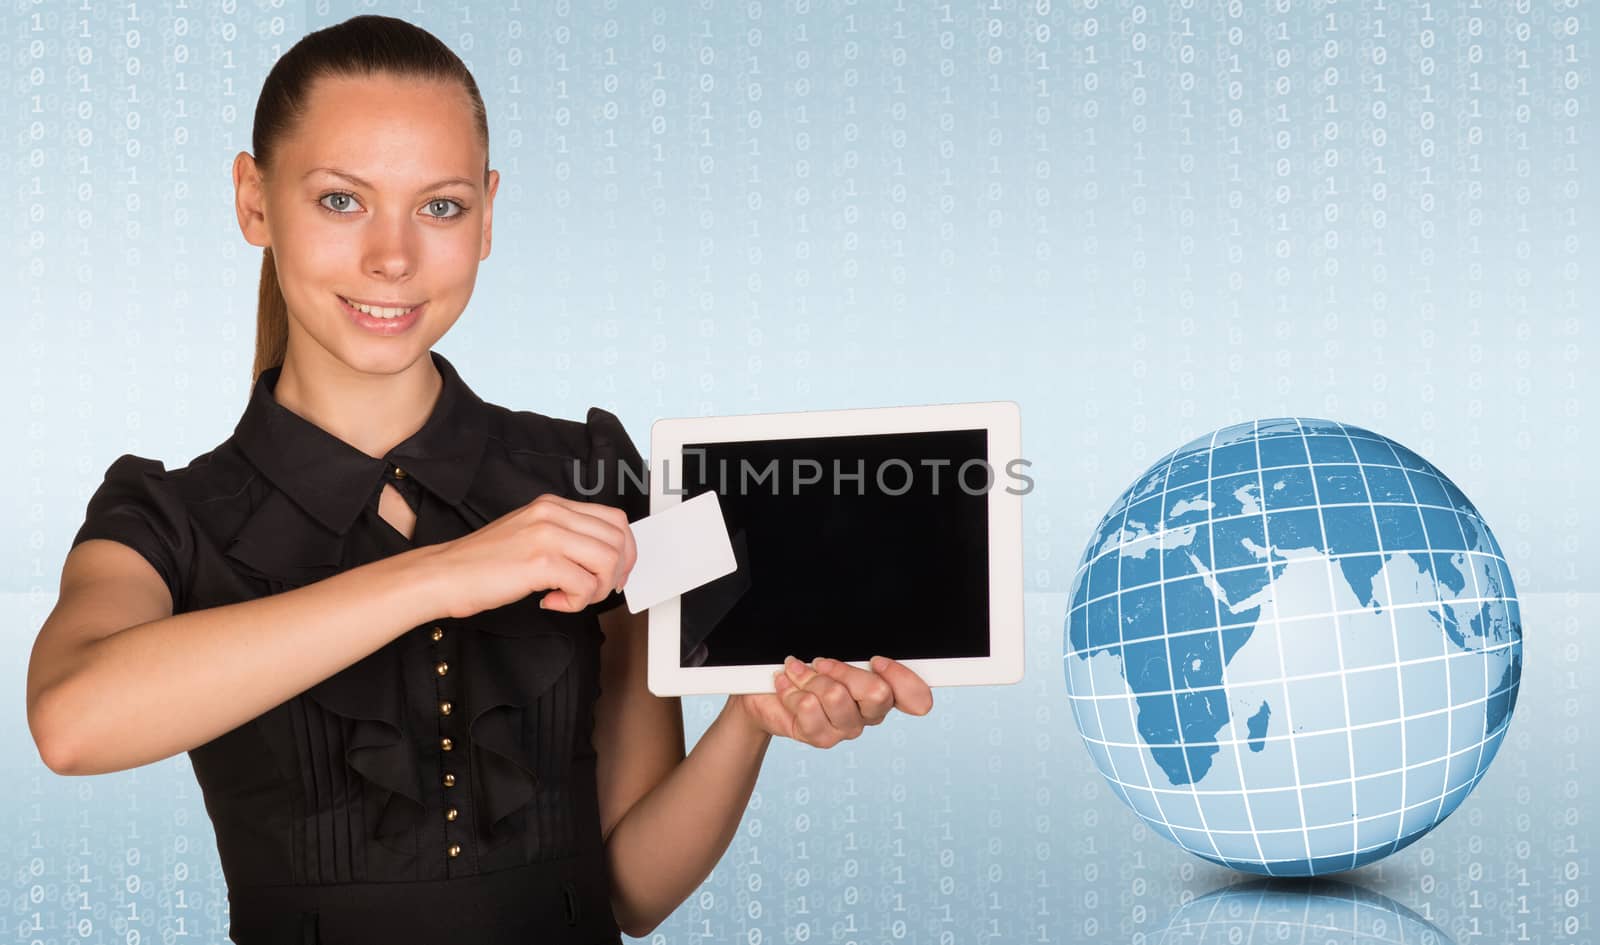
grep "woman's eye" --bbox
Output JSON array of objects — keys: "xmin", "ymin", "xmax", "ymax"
[
  {"xmin": 425, "ymin": 198, "xmax": 465, "ymax": 219},
  {"xmin": 318, "ymin": 192, "xmax": 361, "ymax": 214}
]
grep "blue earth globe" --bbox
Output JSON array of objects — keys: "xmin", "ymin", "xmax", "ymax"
[{"xmin": 1063, "ymin": 418, "xmax": 1522, "ymax": 876}]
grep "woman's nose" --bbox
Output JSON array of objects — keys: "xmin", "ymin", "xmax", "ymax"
[{"xmin": 361, "ymin": 214, "xmax": 416, "ymax": 280}]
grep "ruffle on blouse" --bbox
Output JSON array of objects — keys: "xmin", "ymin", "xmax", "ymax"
[
  {"xmin": 223, "ymin": 489, "xmax": 347, "ymax": 588},
  {"xmin": 463, "ymin": 614, "xmax": 578, "ymax": 840},
  {"xmin": 300, "ymin": 644, "xmax": 425, "ymax": 842},
  {"xmin": 287, "ymin": 603, "xmax": 580, "ymax": 847}
]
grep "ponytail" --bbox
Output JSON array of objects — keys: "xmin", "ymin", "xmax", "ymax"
[{"xmin": 251, "ymin": 247, "xmax": 289, "ymax": 384}]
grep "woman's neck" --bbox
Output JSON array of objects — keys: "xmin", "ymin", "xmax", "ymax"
[{"xmin": 271, "ymin": 347, "xmax": 444, "ymax": 460}]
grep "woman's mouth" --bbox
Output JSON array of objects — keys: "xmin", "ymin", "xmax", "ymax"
[{"xmin": 339, "ymin": 295, "xmax": 424, "ymax": 335}]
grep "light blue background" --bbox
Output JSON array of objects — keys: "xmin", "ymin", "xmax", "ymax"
[{"xmin": 6, "ymin": 1, "xmax": 1590, "ymax": 942}]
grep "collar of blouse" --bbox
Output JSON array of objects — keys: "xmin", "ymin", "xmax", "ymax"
[{"xmin": 236, "ymin": 348, "xmax": 489, "ymax": 535}]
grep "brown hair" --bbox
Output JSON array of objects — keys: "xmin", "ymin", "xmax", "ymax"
[{"xmin": 247, "ymin": 15, "xmax": 490, "ymax": 383}]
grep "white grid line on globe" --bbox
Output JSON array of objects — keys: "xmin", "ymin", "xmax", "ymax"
[
  {"xmin": 1251, "ymin": 423, "xmax": 1315, "ymax": 870},
  {"xmin": 1072, "ymin": 547, "xmax": 1509, "ymax": 646},
  {"xmin": 1300, "ymin": 419, "xmax": 1369, "ymax": 871},
  {"xmin": 1077, "ymin": 513, "xmax": 1506, "ymax": 614},
  {"xmin": 1062, "ymin": 671, "xmax": 1141, "ymax": 816},
  {"xmin": 1339, "ymin": 420, "xmax": 1447, "ymax": 855},
  {"xmin": 1100, "ymin": 783, "xmax": 1478, "ymax": 837},
  {"xmin": 1067, "ymin": 603, "xmax": 1512, "ymax": 671},
  {"xmin": 1448, "ymin": 479, "xmax": 1520, "ymax": 812},
  {"xmin": 1451, "ymin": 459, "xmax": 1505, "ymax": 811},
  {"xmin": 1065, "ymin": 637, "xmax": 1518, "ymax": 704},
  {"xmin": 1386, "ymin": 429, "xmax": 1503, "ymax": 834},
  {"xmin": 1337, "ymin": 420, "xmax": 1416, "ymax": 862},
  {"xmin": 1415, "ymin": 444, "xmax": 1461, "ymax": 849},
  {"xmin": 1143, "ymin": 424, "xmax": 1447, "ymax": 484},
  {"xmin": 1078, "ymin": 463, "xmax": 1179, "ymax": 842},
  {"xmin": 1065, "ymin": 575, "xmax": 1144, "ymax": 819},
  {"xmin": 1074, "ymin": 671, "xmax": 1512, "ymax": 752},
  {"xmin": 1337, "ymin": 422, "xmax": 1465, "ymax": 857},
  {"xmin": 1149, "ymin": 440, "xmax": 1231, "ymax": 866},
  {"xmin": 1204, "ymin": 424, "xmax": 1273, "ymax": 871},
  {"xmin": 1464, "ymin": 533, "xmax": 1497, "ymax": 797},
  {"xmin": 1093, "ymin": 491, "xmax": 1154, "ymax": 820},
  {"xmin": 1065, "ymin": 594, "xmax": 1514, "ymax": 679},
  {"xmin": 1089, "ymin": 447, "xmax": 1465, "ymax": 536},
  {"xmin": 1064, "ymin": 735, "xmax": 1505, "ymax": 813},
  {"xmin": 1183, "ymin": 832, "xmax": 1435, "ymax": 870},
  {"xmin": 1074, "ymin": 445, "xmax": 1501, "ymax": 605}
]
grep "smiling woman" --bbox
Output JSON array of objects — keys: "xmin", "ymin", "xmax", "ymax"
[
  {"xmin": 235, "ymin": 59, "xmax": 495, "ymax": 393},
  {"xmin": 29, "ymin": 13, "xmax": 933, "ymax": 945}
]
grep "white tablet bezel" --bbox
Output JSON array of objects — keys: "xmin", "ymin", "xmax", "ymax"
[{"xmin": 645, "ymin": 400, "xmax": 1024, "ymax": 696}]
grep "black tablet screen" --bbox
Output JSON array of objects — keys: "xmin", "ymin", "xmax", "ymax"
[{"xmin": 674, "ymin": 428, "xmax": 993, "ymax": 668}]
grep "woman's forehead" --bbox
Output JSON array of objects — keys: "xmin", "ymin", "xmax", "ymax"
[{"xmin": 280, "ymin": 75, "xmax": 484, "ymax": 186}]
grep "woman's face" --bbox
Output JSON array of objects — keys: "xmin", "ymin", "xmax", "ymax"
[{"xmin": 233, "ymin": 72, "xmax": 498, "ymax": 375}]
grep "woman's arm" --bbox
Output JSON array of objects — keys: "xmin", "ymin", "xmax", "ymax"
[
  {"xmin": 592, "ymin": 603, "xmax": 770, "ymax": 938},
  {"xmin": 603, "ymin": 701, "xmax": 771, "ymax": 938},
  {"xmin": 31, "ymin": 541, "xmax": 454, "ymax": 776},
  {"xmin": 36, "ymin": 492, "xmax": 635, "ymax": 778},
  {"xmin": 592, "ymin": 605, "xmax": 933, "ymax": 938}
]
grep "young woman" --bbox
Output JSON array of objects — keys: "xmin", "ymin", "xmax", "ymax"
[{"xmin": 25, "ymin": 15, "xmax": 933, "ymax": 945}]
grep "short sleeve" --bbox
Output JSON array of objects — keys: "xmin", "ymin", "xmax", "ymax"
[
  {"xmin": 71, "ymin": 453, "xmax": 193, "ymax": 608},
  {"xmin": 582, "ymin": 406, "xmax": 650, "ymax": 525},
  {"xmin": 581, "ymin": 407, "xmax": 650, "ymax": 617}
]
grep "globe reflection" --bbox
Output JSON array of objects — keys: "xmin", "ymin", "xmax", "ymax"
[{"xmin": 1156, "ymin": 878, "xmax": 1454, "ymax": 945}]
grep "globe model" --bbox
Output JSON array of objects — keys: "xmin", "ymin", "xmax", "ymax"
[{"xmin": 1063, "ymin": 418, "xmax": 1522, "ymax": 876}]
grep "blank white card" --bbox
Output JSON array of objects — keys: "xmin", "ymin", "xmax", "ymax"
[{"xmin": 622, "ymin": 490, "xmax": 738, "ymax": 614}]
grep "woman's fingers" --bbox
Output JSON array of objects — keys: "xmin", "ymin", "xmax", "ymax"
[
  {"xmin": 754, "ymin": 655, "xmax": 935, "ymax": 748},
  {"xmin": 525, "ymin": 498, "xmax": 633, "ymax": 594},
  {"xmin": 810, "ymin": 657, "xmax": 897, "ymax": 725},
  {"xmin": 778, "ymin": 657, "xmax": 864, "ymax": 744},
  {"xmin": 535, "ymin": 552, "xmax": 608, "ymax": 612},
  {"xmin": 529, "ymin": 526, "xmax": 618, "ymax": 607},
  {"xmin": 864, "ymin": 656, "xmax": 934, "ymax": 716},
  {"xmin": 528, "ymin": 495, "xmax": 637, "ymax": 590},
  {"xmin": 542, "ymin": 492, "xmax": 638, "ymax": 578},
  {"xmin": 775, "ymin": 677, "xmax": 836, "ymax": 744}
]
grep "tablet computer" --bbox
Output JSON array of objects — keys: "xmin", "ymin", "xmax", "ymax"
[{"xmin": 644, "ymin": 401, "xmax": 1025, "ymax": 696}]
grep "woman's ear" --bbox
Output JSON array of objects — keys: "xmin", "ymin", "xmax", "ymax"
[
  {"xmin": 233, "ymin": 151, "xmax": 270, "ymax": 249},
  {"xmin": 480, "ymin": 168, "xmax": 499, "ymax": 260}
]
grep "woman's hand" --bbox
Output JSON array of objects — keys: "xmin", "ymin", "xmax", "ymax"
[
  {"xmin": 431, "ymin": 493, "xmax": 637, "ymax": 619},
  {"xmin": 729, "ymin": 655, "xmax": 934, "ymax": 747}
]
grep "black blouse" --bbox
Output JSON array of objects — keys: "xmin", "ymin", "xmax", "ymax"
[{"xmin": 69, "ymin": 350, "xmax": 649, "ymax": 945}]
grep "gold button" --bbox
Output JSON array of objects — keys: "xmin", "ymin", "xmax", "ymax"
[
  {"xmin": 435, "ymin": 661, "xmax": 449, "ymax": 677},
  {"xmin": 439, "ymin": 700, "xmax": 453, "ymax": 716},
  {"xmin": 394, "ymin": 466, "xmax": 407, "ymax": 478},
  {"xmin": 443, "ymin": 772, "xmax": 456, "ymax": 787},
  {"xmin": 431, "ymin": 626, "xmax": 444, "ymax": 642},
  {"xmin": 448, "ymin": 843, "xmax": 461, "ymax": 858},
  {"xmin": 441, "ymin": 737, "xmax": 453, "ymax": 751},
  {"xmin": 446, "ymin": 808, "xmax": 459, "ymax": 822}
]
